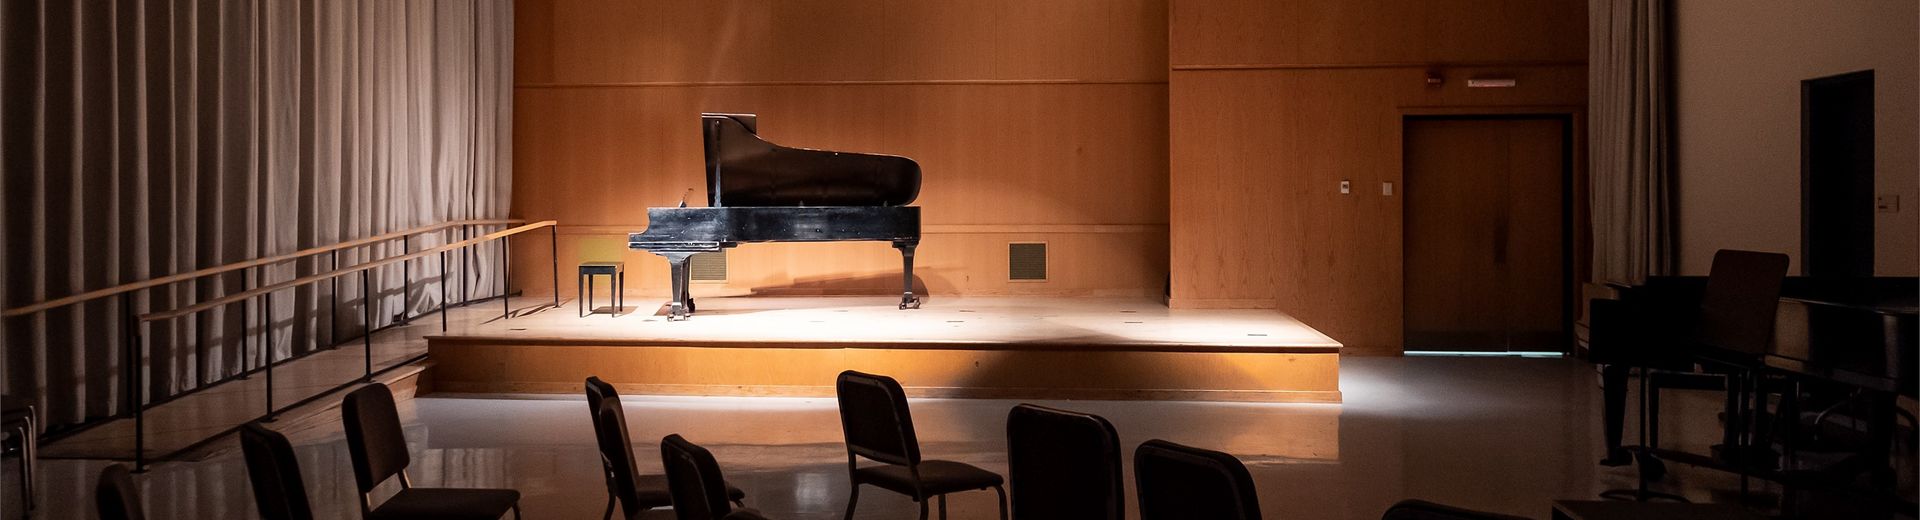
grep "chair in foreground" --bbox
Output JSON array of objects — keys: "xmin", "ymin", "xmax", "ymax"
[
  {"xmin": 240, "ymin": 423, "xmax": 316, "ymax": 520},
  {"xmin": 586, "ymin": 377, "xmax": 746, "ymax": 519},
  {"xmin": 1005, "ymin": 404, "xmax": 1124, "ymax": 520},
  {"xmin": 3, "ymin": 395, "xmax": 35, "ymax": 519},
  {"xmin": 343, "ymin": 383, "xmax": 521, "ymax": 520},
  {"xmin": 1133, "ymin": 439, "xmax": 1260, "ymax": 520},
  {"xmin": 1380, "ymin": 499, "xmax": 1527, "ymax": 520},
  {"xmin": 661, "ymin": 434, "xmax": 772, "ymax": 520},
  {"xmin": 95, "ymin": 464, "xmax": 145, "ymax": 520},
  {"xmin": 836, "ymin": 370, "xmax": 1007, "ymax": 520}
]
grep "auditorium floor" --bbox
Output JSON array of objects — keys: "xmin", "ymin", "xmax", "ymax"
[{"xmin": 7, "ymin": 355, "xmax": 1838, "ymax": 520}]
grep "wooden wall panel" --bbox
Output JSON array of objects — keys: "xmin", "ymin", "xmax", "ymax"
[
  {"xmin": 513, "ymin": 0, "xmax": 1170, "ymax": 301},
  {"xmin": 1170, "ymin": 0, "xmax": 1586, "ymax": 67},
  {"xmin": 1168, "ymin": 0, "xmax": 1589, "ymax": 355},
  {"xmin": 519, "ymin": 0, "xmax": 1168, "ymax": 84}
]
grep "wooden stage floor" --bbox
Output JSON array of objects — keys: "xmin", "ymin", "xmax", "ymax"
[{"xmin": 426, "ymin": 296, "xmax": 1344, "ymax": 402}]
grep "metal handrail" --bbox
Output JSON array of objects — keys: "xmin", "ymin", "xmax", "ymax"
[
  {"xmin": 5, "ymin": 218, "xmax": 564, "ymax": 472},
  {"xmin": 0, "ymin": 219, "xmax": 523, "ymax": 318}
]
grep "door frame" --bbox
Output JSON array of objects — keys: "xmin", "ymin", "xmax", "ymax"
[
  {"xmin": 1398, "ymin": 106, "xmax": 1586, "ymax": 353},
  {"xmin": 1799, "ymin": 69, "xmax": 1875, "ymax": 278}
]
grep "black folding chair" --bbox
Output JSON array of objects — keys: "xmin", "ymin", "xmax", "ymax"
[
  {"xmin": 661, "ymin": 434, "xmax": 773, "ymax": 520},
  {"xmin": 1380, "ymin": 499, "xmax": 1527, "ymax": 520},
  {"xmin": 1005, "ymin": 404, "xmax": 1123, "ymax": 520},
  {"xmin": 587, "ymin": 377, "xmax": 744, "ymax": 519},
  {"xmin": 95, "ymin": 464, "xmax": 145, "ymax": 520},
  {"xmin": 1133, "ymin": 439, "xmax": 1260, "ymax": 520},
  {"xmin": 836, "ymin": 370, "xmax": 1007, "ymax": 520},
  {"xmin": 343, "ymin": 383, "xmax": 522, "ymax": 520},
  {"xmin": 240, "ymin": 423, "xmax": 316, "ymax": 520}
]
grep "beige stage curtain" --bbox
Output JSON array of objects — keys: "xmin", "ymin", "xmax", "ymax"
[
  {"xmin": 1590, "ymin": 0, "xmax": 1675, "ymax": 285},
  {"xmin": 0, "ymin": 0, "xmax": 513, "ymax": 430}
]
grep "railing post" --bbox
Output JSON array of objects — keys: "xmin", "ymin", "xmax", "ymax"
[
  {"xmin": 262, "ymin": 291, "xmax": 275, "ymax": 422},
  {"xmin": 501, "ymin": 233, "xmax": 511, "ymax": 320},
  {"xmin": 439, "ymin": 250, "xmax": 450, "ymax": 333},
  {"xmin": 362, "ymin": 270, "xmax": 373, "ymax": 381},
  {"xmin": 551, "ymin": 224, "xmax": 561, "ymax": 309},
  {"xmin": 122, "ymin": 294, "xmax": 145, "ymax": 472},
  {"xmin": 400, "ymin": 235, "xmax": 412, "ymax": 324},
  {"xmin": 462, "ymin": 225, "xmax": 472, "ymax": 307},
  {"xmin": 239, "ymin": 267, "xmax": 251, "ymax": 379},
  {"xmin": 330, "ymin": 250, "xmax": 340, "ymax": 347}
]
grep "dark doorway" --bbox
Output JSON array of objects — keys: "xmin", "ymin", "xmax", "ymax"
[
  {"xmin": 1403, "ymin": 115, "xmax": 1574, "ymax": 352},
  {"xmin": 1802, "ymin": 70, "xmax": 1875, "ymax": 278}
]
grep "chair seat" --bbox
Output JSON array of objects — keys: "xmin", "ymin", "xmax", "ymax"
[
  {"xmin": 370, "ymin": 487, "xmax": 519, "ymax": 520},
  {"xmin": 854, "ymin": 460, "xmax": 1003, "ymax": 498},
  {"xmin": 629, "ymin": 473, "xmax": 748, "ymax": 509},
  {"xmin": 723, "ymin": 508, "xmax": 773, "ymax": 520}
]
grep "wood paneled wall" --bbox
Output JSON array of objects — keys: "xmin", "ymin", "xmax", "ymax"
[
  {"xmin": 512, "ymin": 0, "xmax": 1170, "ymax": 300},
  {"xmin": 1168, "ymin": 0, "xmax": 1590, "ymax": 354}
]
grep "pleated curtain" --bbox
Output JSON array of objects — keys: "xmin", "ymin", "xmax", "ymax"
[
  {"xmin": 0, "ymin": 0, "xmax": 514, "ymax": 430},
  {"xmin": 1589, "ymin": 0, "xmax": 1675, "ymax": 285}
]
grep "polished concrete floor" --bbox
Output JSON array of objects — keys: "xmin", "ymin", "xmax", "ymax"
[{"xmin": 2, "ymin": 356, "xmax": 1894, "ymax": 519}]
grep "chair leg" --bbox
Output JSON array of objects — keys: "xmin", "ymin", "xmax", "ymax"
[
  {"xmin": 938, "ymin": 494, "xmax": 947, "ymax": 520},
  {"xmin": 601, "ymin": 494, "xmax": 615, "ymax": 520},
  {"xmin": 842, "ymin": 484, "xmax": 861, "ymax": 520},
  {"xmin": 918, "ymin": 498, "xmax": 929, "ymax": 520},
  {"xmin": 512, "ymin": 504, "xmax": 522, "ymax": 520},
  {"xmin": 994, "ymin": 485, "xmax": 1008, "ymax": 520}
]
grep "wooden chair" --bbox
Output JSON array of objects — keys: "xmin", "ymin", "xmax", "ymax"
[
  {"xmin": 1005, "ymin": 404, "xmax": 1124, "ymax": 520},
  {"xmin": 2, "ymin": 395, "xmax": 34, "ymax": 519},
  {"xmin": 343, "ymin": 383, "xmax": 521, "ymax": 520},
  {"xmin": 586, "ymin": 377, "xmax": 744, "ymax": 519},
  {"xmin": 1380, "ymin": 499, "xmax": 1528, "ymax": 520},
  {"xmin": 240, "ymin": 422, "xmax": 316, "ymax": 520},
  {"xmin": 660, "ymin": 434, "xmax": 772, "ymax": 520},
  {"xmin": 836, "ymin": 370, "xmax": 1006, "ymax": 520},
  {"xmin": 95, "ymin": 464, "xmax": 145, "ymax": 520},
  {"xmin": 1133, "ymin": 439, "xmax": 1260, "ymax": 520}
]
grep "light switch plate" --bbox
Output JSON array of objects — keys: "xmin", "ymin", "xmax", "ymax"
[
  {"xmin": 1339, "ymin": 180, "xmax": 1351, "ymax": 194},
  {"xmin": 1877, "ymin": 194, "xmax": 1900, "ymax": 213}
]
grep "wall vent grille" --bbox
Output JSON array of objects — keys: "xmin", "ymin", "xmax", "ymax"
[
  {"xmin": 1008, "ymin": 242, "xmax": 1047, "ymax": 281},
  {"xmin": 690, "ymin": 252, "xmax": 727, "ymax": 281}
]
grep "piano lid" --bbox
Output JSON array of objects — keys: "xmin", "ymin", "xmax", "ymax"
[{"xmin": 701, "ymin": 113, "xmax": 921, "ymax": 208}]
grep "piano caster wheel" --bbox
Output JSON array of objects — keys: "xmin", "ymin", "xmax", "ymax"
[{"xmin": 899, "ymin": 295, "xmax": 921, "ymax": 310}]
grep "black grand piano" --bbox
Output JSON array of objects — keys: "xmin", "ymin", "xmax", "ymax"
[{"xmin": 629, "ymin": 113, "xmax": 924, "ymax": 320}]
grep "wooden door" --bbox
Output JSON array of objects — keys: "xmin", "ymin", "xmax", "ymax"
[{"xmin": 1403, "ymin": 117, "xmax": 1569, "ymax": 351}]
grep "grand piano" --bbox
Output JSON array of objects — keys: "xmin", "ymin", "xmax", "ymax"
[
  {"xmin": 1590, "ymin": 270, "xmax": 1917, "ymax": 510},
  {"xmin": 629, "ymin": 113, "xmax": 924, "ymax": 320}
]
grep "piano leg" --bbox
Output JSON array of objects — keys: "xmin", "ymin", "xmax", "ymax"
[
  {"xmin": 894, "ymin": 240, "xmax": 921, "ymax": 310},
  {"xmin": 665, "ymin": 253, "xmax": 694, "ymax": 320}
]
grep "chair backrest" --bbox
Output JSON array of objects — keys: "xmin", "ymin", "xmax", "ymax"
[
  {"xmin": 585, "ymin": 376, "xmax": 625, "ymax": 498},
  {"xmin": 342, "ymin": 383, "xmax": 410, "ymax": 494},
  {"xmin": 1381, "ymin": 499, "xmax": 1528, "ymax": 520},
  {"xmin": 661, "ymin": 434, "xmax": 734, "ymax": 520},
  {"xmin": 240, "ymin": 423, "xmax": 316, "ymax": 520},
  {"xmin": 1696, "ymin": 250, "xmax": 1790, "ymax": 356},
  {"xmin": 1006, "ymin": 404, "xmax": 1124, "ymax": 520},
  {"xmin": 1133, "ymin": 439, "xmax": 1261, "ymax": 520},
  {"xmin": 835, "ymin": 370, "xmax": 921, "ymax": 466},
  {"xmin": 95, "ymin": 464, "xmax": 145, "ymax": 520},
  {"xmin": 586, "ymin": 376, "xmax": 618, "ymax": 414},
  {"xmin": 594, "ymin": 399, "xmax": 646, "ymax": 518}
]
